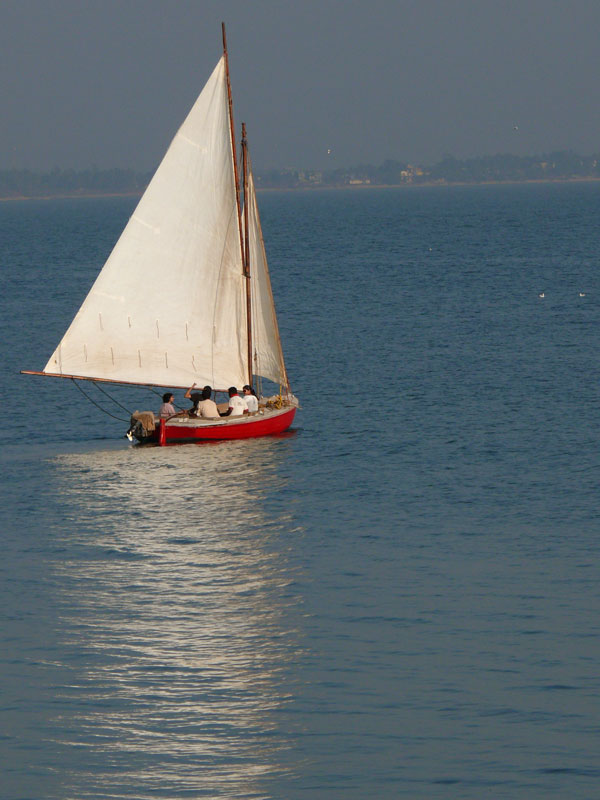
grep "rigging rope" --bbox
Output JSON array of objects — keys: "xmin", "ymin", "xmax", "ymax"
[
  {"xmin": 71, "ymin": 379, "xmax": 130, "ymax": 423},
  {"xmin": 73, "ymin": 377, "xmax": 188, "ymax": 420},
  {"xmin": 144, "ymin": 385, "xmax": 186, "ymax": 411},
  {"xmin": 145, "ymin": 385, "xmax": 186, "ymax": 410},
  {"xmin": 92, "ymin": 381, "xmax": 133, "ymax": 414}
]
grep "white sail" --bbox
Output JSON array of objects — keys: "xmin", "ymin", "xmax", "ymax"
[
  {"xmin": 247, "ymin": 168, "xmax": 289, "ymax": 389},
  {"xmin": 43, "ymin": 57, "xmax": 248, "ymax": 390}
]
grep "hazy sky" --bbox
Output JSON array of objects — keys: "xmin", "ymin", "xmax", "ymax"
[{"xmin": 3, "ymin": 0, "xmax": 600, "ymax": 172}]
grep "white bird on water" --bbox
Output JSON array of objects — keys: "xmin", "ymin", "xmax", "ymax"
[
  {"xmin": 538, "ymin": 292, "xmax": 545, "ymax": 298},
  {"xmin": 579, "ymin": 292, "xmax": 586, "ymax": 297}
]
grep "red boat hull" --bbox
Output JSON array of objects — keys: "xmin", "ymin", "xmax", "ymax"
[{"xmin": 146, "ymin": 406, "xmax": 297, "ymax": 444}]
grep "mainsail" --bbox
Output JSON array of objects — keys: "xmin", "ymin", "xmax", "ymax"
[{"xmin": 43, "ymin": 57, "xmax": 248, "ymax": 390}]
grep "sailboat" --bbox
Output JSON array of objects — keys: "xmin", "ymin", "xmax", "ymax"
[{"xmin": 22, "ymin": 25, "xmax": 298, "ymax": 445}]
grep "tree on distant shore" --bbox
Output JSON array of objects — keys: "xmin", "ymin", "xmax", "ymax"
[
  {"xmin": 2, "ymin": 151, "xmax": 600, "ymax": 197},
  {"xmin": 0, "ymin": 167, "xmax": 151, "ymax": 198}
]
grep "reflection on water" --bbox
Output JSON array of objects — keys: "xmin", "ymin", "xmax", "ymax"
[{"xmin": 48, "ymin": 439, "xmax": 304, "ymax": 799}]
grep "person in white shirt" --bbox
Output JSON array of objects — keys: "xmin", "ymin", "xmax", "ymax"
[
  {"xmin": 184, "ymin": 383, "xmax": 220, "ymax": 418},
  {"xmin": 242, "ymin": 384, "xmax": 259, "ymax": 413},
  {"xmin": 220, "ymin": 387, "xmax": 246, "ymax": 417},
  {"xmin": 195, "ymin": 386, "xmax": 220, "ymax": 419}
]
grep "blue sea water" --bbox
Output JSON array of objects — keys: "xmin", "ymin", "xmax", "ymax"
[{"xmin": 1, "ymin": 183, "xmax": 599, "ymax": 799}]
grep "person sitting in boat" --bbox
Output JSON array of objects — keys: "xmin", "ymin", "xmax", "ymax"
[
  {"xmin": 195, "ymin": 386, "xmax": 220, "ymax": 419},
  {"xmin": 184, "ymin": 383, "xmax": 203, "ymax": 416},
  {"xmin": 159, "ymin": 392, "xmax": 177, "ymax": 418},
  {"xmin": 220, "ymin": 387, "xmax": 246, "ymax": 417},
  {"xmin": 242, "ymin": 384, "xmax": 259, "ymax": 413}
]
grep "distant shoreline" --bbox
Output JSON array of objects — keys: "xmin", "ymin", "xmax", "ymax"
[
  {"xmin": 0, "ymin": 191, "xmax": 143, "ymax": 202},
  {"xmin": 2, "ymin": 176, "xmax": 600, "ymax": 202},
  {"xmin": 257, "ymin": 176, "xmax": 600, "ymax": 192}
]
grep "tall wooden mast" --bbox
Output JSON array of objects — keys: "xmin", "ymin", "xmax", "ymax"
[{"xmin": 222, "ymin": 23, "xmax": 252, "ymax": 386}]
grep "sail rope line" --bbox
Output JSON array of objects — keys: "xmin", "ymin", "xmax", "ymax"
[
  {"xmin": 92, "ymin": 380, "xmax": 134, "ymax": 414},
  {"xmin": 92, "ymin": 380, "xmax": 189, "ymax": 414},
  {"xmin": 96, "ymin": 381, "xmax": 189, "ymax": 413},
  {"xmin": 71, "ymin": 379, "xmax": 130, "ymax": 423},
  {"xmin": 248, "ymin": 191, "xmax": 262, "ymax": 398},
  {"xmin": 143, "ymin": 385, "xmax": 186, "ymax": 412},
  {"xmin": 250, "ymin": 267, "xmax": 263, "ymax": 398},
  {"xmin": 73, "ymin": 379, "xmax": 184, "ymax": 420},
  {"xmin": 211, "ymin": 198, "xmax": 241, "ymax": 392},
  {"xmin": 244, "ymin": 152, "xmax": 264, "ymax": 398},
  {"xmin": 247, "ymin": 160, "xmax": 259, "ymax": 397},
  {"xmin": 244, "ymin": 150, "xmax": 259, "ymax": 396}
]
